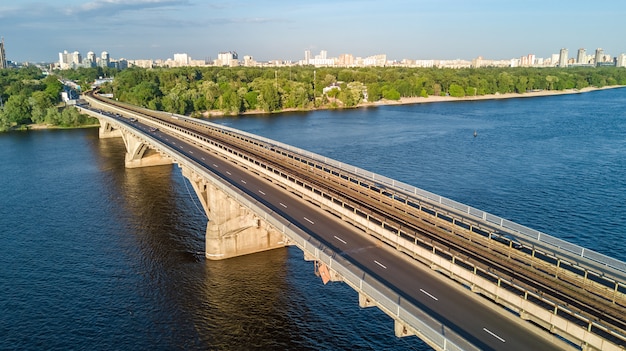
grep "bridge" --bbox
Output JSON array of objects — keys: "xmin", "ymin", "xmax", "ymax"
[{"xmin": 78, "ymin": 93, "xmax": 626, "ymax": 351}]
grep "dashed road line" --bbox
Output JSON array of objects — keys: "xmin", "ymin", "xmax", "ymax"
[
  {"xmin": 303, "ymin": 217, "xmax": 314, "ymax": 225},
  {"xmin": 420, "ymin": 289, "xmax": 439, "ymax": 301},
  {"xmin": 333, "ymin": 236, "xmax": 347, "ymax": 244},
  {"xmin": 483, "ymin": 328, "xmax": 506, "ymax": 343},
  {"xmin": 374, "ymin": 260, "xmax": 387, "ymax": 269}
]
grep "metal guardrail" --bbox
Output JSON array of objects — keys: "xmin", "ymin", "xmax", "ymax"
[{"xmin": 184, "ymin": 116, "xmax": 626, "ymax": 276}]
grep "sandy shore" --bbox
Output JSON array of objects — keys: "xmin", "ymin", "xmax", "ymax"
[
  {"xmin": 369, "ymin": 85, "xmax": 625, "ymax": 107},
  {"xmin": 206, "ymin": 85, "xmax": 624, "ymax": 117}
]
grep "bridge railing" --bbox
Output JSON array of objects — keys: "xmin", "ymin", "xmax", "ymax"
[{"xmin": 187, "ymin": 116, "xmax": 626, "ymax": 276}]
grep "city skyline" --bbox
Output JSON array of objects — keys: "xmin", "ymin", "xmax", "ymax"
[
  {"xmin": 53, "ymin": 46, "xmax": 626, "ymax": 70},
  {"xmin": 1, "ymin": 0, "xmax": 626, "ymax": 63}
]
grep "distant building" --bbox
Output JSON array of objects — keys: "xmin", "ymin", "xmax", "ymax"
[
  {"xmin": 84, "ymin": 51, "xmax": 96, "ymax": 67},
  {"xmin": 243, "ymin": 55, "xmax": 256, "ymax": 66},
  {"xmin": 337, "ymin": 54, "xmax": 354, "ymax": 66},
  {"xmin": 173, "ymin": 53, "xmax": 190, "ymax": 66},
  {"xmin": 577, "ymin": 48, "xmax": 586, "ymax": 64},
  {"xmin": 362, "ymin": 54, "xmax": 387, "ymax": 67},
  {"xmin": 98, "ymin": 51, "xmax": 110, "ymax": 68},
  {"xmin": 558, "ymin": 48, "xmax": 568, "ymax": 67},
  {"xmin": 58, "ymin": 50, "xmax": 82, "ymax": 69},
  {"xmin": 129, "ymin": 59, "xmax": 154, "ymax": 68},
  {"xmin": 215, "ymin": 51, "xmax": 238, "ymax": 66},
  {"xmin": 594, "ymin": 48, "xmax": 604, "ymax": 66},
  {"xmin": 617, "ymin": 54, "xmax": 626, "ymax": 68},
  {"xmin": 0, "ymin": 37, "xmax": 6, "ymax": 69}
]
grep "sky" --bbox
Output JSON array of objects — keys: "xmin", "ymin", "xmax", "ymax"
[{"xmin": 1, "ymin": 0, "xmax": 625, "ymax": 63}]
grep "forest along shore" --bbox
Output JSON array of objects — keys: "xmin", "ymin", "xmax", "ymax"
[
  {"xmin": 367, "ymin": 85, "xmax": 625, "ymax": 106},
  {"xmin": 213, "ymin": 85, "xmax": 625, "ymax": 118}
]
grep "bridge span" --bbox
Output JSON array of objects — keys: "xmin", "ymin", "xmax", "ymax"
[{"xmin": 78, "ymin": 93, "xmax": 625, "ymax": 351}]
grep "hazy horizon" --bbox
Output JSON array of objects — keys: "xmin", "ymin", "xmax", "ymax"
[{"xmin": 1, "ymin": 0, "xmax": 625, "ymax": 63}]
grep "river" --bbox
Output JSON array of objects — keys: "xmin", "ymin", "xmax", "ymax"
[{"xmin": 1, "ymin": 88, "xmax": 624, "ymax": 350}]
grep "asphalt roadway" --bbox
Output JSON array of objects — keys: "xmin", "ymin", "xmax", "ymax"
[{"xmin": 118, "ymin": 115, "xmax": 565, "ymax": 351}]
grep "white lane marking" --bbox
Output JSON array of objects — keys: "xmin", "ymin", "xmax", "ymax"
[
  {"xmin": 303, "ymin": 217, "xmax": 314, "ymax": 225},
  {"xmin": 226, "ymin": 171, "xmax": 231, "ymax": 175},
  {"xmin": 241, "ymin": 179, "xmax": 247, "ymax": 184},
  {"xmin": 201, "ymin": 157, "xmax": 205, "ymax": 161},
  {"xmin": 189, "ymin": 151, "xmax": 193, "ymax": 154},
  {"xmin": 420, "ymin": 289, "xmax": 439, "ymax": 301},
  {"xmin": 483, "ymin": 328, "xmax": 506, "ymax": 343},
  {"xmin": 212, "ymin": 164, "xmax": 219, "ymax": 167},
  {"xmin": 258, "ymin": 190, "xmax": 266, "ymax": 195},
  {"xmin": 333, "ymin": 236, "xmax": 347, "ymax": 244},
  {"xmin": 279, "ymin": 203, "xmax": 287, "ymax": 208},
  {"xmin": 374, "ymin": 260, "xmax": 387, "ymax": 269}
]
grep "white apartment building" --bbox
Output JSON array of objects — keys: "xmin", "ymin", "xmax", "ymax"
[
  {"xmin": 215, "ymin": 51, "xmax": 238, "ymax": 66},
  {"xmin": 173, "ymin": 53, "xmax": 190, "ymax": 66},
  {"xmin": 616, "ymin": 54, "xmax": 626, "ymax": 67}
]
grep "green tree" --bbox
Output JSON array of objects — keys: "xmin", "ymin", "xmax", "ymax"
[
  {"xmin": 3, "ymin": 94, "xmax": 31, "ymax": 125},
  {"xmin": 29, "ymin": 91, "xmax": 55, "ymax": 124},
  {"xmin": 448, "ymin": 84, "xmax": 465, "ymax": 97}
]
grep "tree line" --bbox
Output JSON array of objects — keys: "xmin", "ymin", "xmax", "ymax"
[
  {"xmin": 0, "ymin": 66, "xmax": 100, "ymax": 132},
  {"xmin": 2, "ymin": 65, "xmax": 625, "ymax": 132},
  {"xmin": 99, "ymin": 65, "xmax": 626, "ymax": 117}
]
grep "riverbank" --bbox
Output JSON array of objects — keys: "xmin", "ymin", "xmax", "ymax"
[
  {"xmin": 206, "ymin": 84, "xmax": 624, "ymax": 118},
  {"xmin": 23, "ymin": 123, "xmax": 100, "ymax": 131},
  {"xmin": 371, "ymin": 85, "xmax": 625, "ymax": 107}
]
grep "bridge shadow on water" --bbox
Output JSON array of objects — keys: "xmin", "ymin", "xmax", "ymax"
[{"xmin": 88, "ymin": 130, "xmax": 430, "ymax": 350}]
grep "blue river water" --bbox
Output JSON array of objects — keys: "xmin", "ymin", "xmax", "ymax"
[{"xmin": 1, "ymin": 88, "xmax": 624, "ymax": 350}]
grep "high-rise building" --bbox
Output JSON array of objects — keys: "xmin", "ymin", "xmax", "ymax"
[
  {"xmin": 576, "ymin": 48, "xmax": 586, "ymax": 64},
  {"xmin": 0, "ymin": 37, "xmax": 6, "ymax": 69},
  {"xmin": 216, "ymin": 51, "xmax": 238, "ymax": 66},
  {"xmin": 173, "ymin": 53, "xmax": 190, "ymax": 66},
  {"xmin": 558, "ymin": 48, "xmax": 568, "ymax": 67},
  {"xmin": 594, "ymin": 48, "xmax": 604, "ymax": 66},
  {"xmin": 71, "ymin": 51, "xmax": 82, "ymax": 65},
  {"xmin": 84, "ymin": 51, "xmax": 96, "ymax": 67},
  {"xmin": 98, "ymin": 51, "xmax": 110, "ymax": 68},
  {"xmin": 617, "ymin": 53, "xmax": 626, "ymax": 68}
]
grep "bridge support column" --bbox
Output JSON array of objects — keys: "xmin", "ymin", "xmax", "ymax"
[
  {"xmin": 181, "ymin": 166, "xmax": 286, "ymax": 260},
  {"xmin": 98, "ymin": 120, "xmax": 122, "ymax": 139},
  {"xmin": 121, "ymin": 130, "xmax": 173, "ymax": 168},
  {"xmin": 394, "ymin": 320, "xmax": 416, "ymax": 338}
]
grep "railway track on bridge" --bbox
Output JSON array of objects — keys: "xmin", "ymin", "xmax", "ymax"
[{"xmin": 86, "ymin": 91, "xmax": 626, "ymax": 347}]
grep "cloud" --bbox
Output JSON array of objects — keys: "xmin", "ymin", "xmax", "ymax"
[
  {"xmin": 64, "ymin": 0, "xmax": 191, "ymax": 17},
  {"xmin": 0, "ymin": 0, "xmax": 191, "ymax": 25}
]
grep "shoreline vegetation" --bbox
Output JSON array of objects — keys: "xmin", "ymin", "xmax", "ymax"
[
  {"xmin": 3, "ymin": 65, "xmax": 626, "ymax": 132},
  {"xmin": 204, "ymin": 84, "xmax": 625, "ymax": 117},
  {"xmin": 22, "ymin": 85, "xmax": 626, "ymax": 130}
]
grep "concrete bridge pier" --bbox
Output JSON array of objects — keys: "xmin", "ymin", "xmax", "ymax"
[
  {"xmin": 181, "ymin": 166, "xmax": 286, "ymax": 260},
  {"xmin": 98, "ymin": 120, "xmax": 122, "ymax": 139},
  {"xmin": 121, "ymin": 129, "xmax": 173, "ymax": 168}
]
